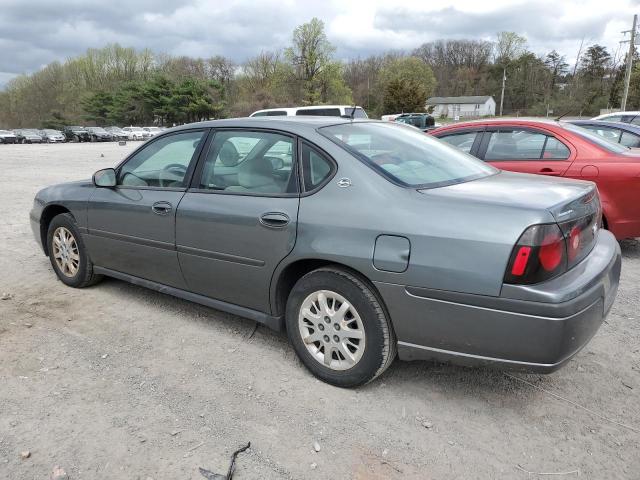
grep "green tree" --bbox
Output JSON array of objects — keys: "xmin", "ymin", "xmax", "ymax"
[
  {"xmin": 379, "ymin": 57, "xmax": 436, "ymax": 114},
  {"xmin": 81, "ymin": 91, "xmax": 114, "ymax": 125}
]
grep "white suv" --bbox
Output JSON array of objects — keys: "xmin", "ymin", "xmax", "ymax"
[
  {"xmin": 122, "ymin": 127, "xmax": 149, "ymax": 141},
  {"xmin": 250, "ymin": 105, "xmax": 368, "ymax": 118}
]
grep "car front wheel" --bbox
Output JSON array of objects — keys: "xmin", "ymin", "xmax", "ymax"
[
  {"xmin": 286, "ymin": 267, "xmax": 396, "ymax": 387},
  {"xmin": 47, "ymin": 213, "xmax": 102, "ymax": 288}
]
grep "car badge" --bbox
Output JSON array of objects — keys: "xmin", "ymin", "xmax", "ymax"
[{"xmin": 337, "ymin": 178, "xmax": 352, "ymax": 188}]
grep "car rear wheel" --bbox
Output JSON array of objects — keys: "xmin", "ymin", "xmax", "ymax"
[
  {"xmin": 47, "ymin": 213, "xmax": 102, "ymax": 288},
  {"xmin": 285, "ymin": 267, "xmax": 396, "ymax": 387}
]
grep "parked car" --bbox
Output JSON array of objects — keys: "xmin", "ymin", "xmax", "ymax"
[
  {"xmin": 14, "ymin": 129, "xmax": 44, "ymax": 144},
  {"xmin": 38, "ymin": 129, "xmax": 66, "ymax": 143},
  {"xmin": 104, "ymin": 126, "xmax": 129, "ymax": 141},
  {"xmin": 592, "ymin": 111, "xmax": 640, "ymax": 125},
  {"xmin": 250, "ymin": 105, "xmax": 368, "ymax": 118},
  {"xmin": 568, "ymin": 120, "xmax": 640, "ymax": 148},
  {"xmin": 85, "ymin": 127, "xmax": 114, "ymax": 142},
  {"xmin": 31, "ymin": 118, "xmax": 620, "ymax": 387},
  {"xmin": 394, "ymin": 113, "xmax": 437, "ymax": 132},
  {"xmin": 0, "ymin": 129, "xmax": 18, "ymax": 144},
  {"xmin": 122, "ymin": 126, "xmax": 150, "ymax": 140},
  {"xmin": 430, "ymin": 119, "xmax": 640, "ymax": 239},
  {"xmin": 143, "ymin": 126, "xmax": 163, "ymax": 137},
  {"xmin": 63, "ymin": 126, "xmax": 91, "ymax": 142}
]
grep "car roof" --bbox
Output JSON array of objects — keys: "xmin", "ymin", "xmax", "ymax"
[
  {"xmin": 431, "ymin": 117, "xmax": 566, "ymax": 132},
  {"xmin": 167, "ymin": 116, "xmax": 369, "ymax": 135},
  {"xmin": 568, "ymin": 119, "xmax": 640, "ymax": 133},
  {"xmin": 594, "ymin": 111, "xmax": 640, "ymax": 117}
]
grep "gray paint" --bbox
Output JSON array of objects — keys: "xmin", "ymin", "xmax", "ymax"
[{"xmin": 30, "ymin": 117, "xmax": 622, "ymax": 372}]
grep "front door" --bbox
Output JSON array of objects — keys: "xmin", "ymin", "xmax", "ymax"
[
  {"xmin": 85, "ymin": 129, "xmax": 208, "ymax": 288},
  {"xmin": 176, "ymin": 129, "xmax": 299, "ymax": 312},
  {"xmin": 479, "ymin": 128, "xmax": 574, "ymax": 176}
]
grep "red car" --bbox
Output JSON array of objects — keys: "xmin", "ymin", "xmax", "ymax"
[{"xmin": 430, "ymin": 119, "xmax": 640, "ymax": 239}]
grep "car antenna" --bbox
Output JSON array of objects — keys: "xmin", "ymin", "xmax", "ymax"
[
  {"xmin": 350, "ymin": 105, "xmax": 357, "ymax": 120},
  {"xmin": 554, "ymin": 111, "xmax": 571, "ymax": 122}
]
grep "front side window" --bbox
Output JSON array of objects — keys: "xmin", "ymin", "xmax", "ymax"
[
  {"xmin": 118, "ymin": 130, "xmax": 205, "ymax": 188},
  {"xmin": 198, "ymin": 131, "xmax": 296, "ymax": 194},
  {"xmin": 438, "ymin": 131, "xmax": 479, "ymax": 153},
  {"xmin": 320, "ymin": 122, "xmax": 495, "ymax": 188},
  {"xmin": 484, "ymin": 130, "xmax": 569, "ymax": 160},
  {"xmin": 620, "ymin": 131, "xmax": 640, "ymax": 148}
]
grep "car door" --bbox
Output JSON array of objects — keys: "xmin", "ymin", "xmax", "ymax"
[
  {"xmin": 477, "ymin": 127, "xmax": 573, "ymax": 176},
  {"xmin": 85, "ymin": 129, "xmax": 208, "ymax": 288},
  {"xmin": 434, "ymin": 129, "xmax": 484, "ymax": 155},
  {"xmin": 175, "ymin": 129, "xmax": 300, "ymax": 312}
]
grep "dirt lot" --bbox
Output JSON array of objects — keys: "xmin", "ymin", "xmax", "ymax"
[{"xmin": 0, "ymin": 142, "xmax": 638, "ymax": 479}]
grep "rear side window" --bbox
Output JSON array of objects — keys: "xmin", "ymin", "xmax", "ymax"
[
  {"xmin": 620, "ymin": 131, "xmax": 640, "ymax": 148},
  {"xmin": 604, "ymin": 115, "xmax": 622, "ymax": 122},
  {"xmin": 198, "ymin": 131, "xmax": 296, "ymax": 195},
  {"xmin": 253, "ymin": 110, "xmax": 287, "ymax": 117},
  {"xmin": 484, "ymin": 130, "xmax": 569, "ymax": 160},
  {"xmin": 301, "ymin": 142, "xmax": 334, "ymax": 191},
  {"xmin": 580, "ymin": 125, "xmax": 622, "ymax": 143},
  {"xmin": 438, "ymin": 131, "xmax": 479, "ymax": 153},
  {"xmin": 630, "ymin": 116, "xmax": 640, "ymax": 126},
  {"xmin": 296, "ymin": 108, "xmax": 341, "ymax": 117}
]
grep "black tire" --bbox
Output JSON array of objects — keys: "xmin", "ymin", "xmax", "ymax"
[
  {"xmin": 46, "ymin": 213, "xmax": 102, "ymax": 288},
  {"xmin": 285, "ymin": 266, "xmax": 396, "ymax": 387}
]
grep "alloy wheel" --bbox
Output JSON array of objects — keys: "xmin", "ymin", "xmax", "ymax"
[
  {"xmin": 298, "ymin": 290, "xmax": 366, "ymax": 371},
  {"xmin": 52, "ymin": 226, "xmax": 80, "ymax": 277}
]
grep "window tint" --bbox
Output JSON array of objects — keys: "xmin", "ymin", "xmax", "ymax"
[
  {"xmin": 320, "ymin": 122, "xmax": 495, "ymax": 188},
  {"xmin": 621, "ymin": 115, "xmax": 635, "ymax": 123},
  {"xmin": 581, "ymin": 125, "xmax": 622, "ymax": 143},
  {"xmin": 439, "ymin": 131, "xmax": 478, "ymax": 153},
  {"xmin": 118, "ymin": 131, "xmax": 205, "ymax": 188},
  {"xmin": 301, "ymin": 142, "xmax": 333, "ymax": 190},
  {"xmin": 253, "ymin": 110, "xmax": 287, "ymax": 117},
  {"xmin": 484, "ymin": 130, "xmax": 569, "ymax": 160},
  {"xmin": 296, "ymin": 108, "xmax": 341, "ymax": 116},
  {"xmin": 630, "ymin": 116, "xmax": 640, "ymax": 126},
  {"xmin": 620, "ymin": 131, "xmax": 640, "ymax": 148},
  {"xmin": 542, "ymin": 137, "xmax": 570, "ymax": 159},
  {"xmin": 199, "ymin": 131, "xmax": 296, "ymax": 194}
]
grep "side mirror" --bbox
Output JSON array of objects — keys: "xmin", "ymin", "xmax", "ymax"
[{"xmin": 93, "ymin": 168, "xmax": 117, "ymax": 188}]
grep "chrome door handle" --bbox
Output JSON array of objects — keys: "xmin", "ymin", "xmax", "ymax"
[
  {"xmin": 259, "ymin": 212, "xmax": 290, "ymax": 228},
  {"xmin": 152, "ymin": 201, "xmax": 172, "ymax": 215}
]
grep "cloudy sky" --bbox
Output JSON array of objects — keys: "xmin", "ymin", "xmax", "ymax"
[{"xmin": 0, "ymin": 0, "xmax": 637, "ymax": 88}]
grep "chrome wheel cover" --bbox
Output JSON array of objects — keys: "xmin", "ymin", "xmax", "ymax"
[
  {"xmin": 298, "ymin": 290, "xmax": 366, "ymax": 371},
  {"xmin": 52, "ymin": 227, "xmax": 80, "ymax": 277}
]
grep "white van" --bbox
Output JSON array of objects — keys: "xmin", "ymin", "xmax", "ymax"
[{"xmin": 250, "ymin": 105, "xmax": 368, "ymax": 118}]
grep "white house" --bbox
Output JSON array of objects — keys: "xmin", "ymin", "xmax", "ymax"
[{"xmin": 426, "ymin": 96, "xmax": 496, "ymax": 119}]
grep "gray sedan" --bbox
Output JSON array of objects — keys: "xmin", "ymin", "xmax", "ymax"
[{"xmin": 30, "ymin": 117, "xmax": 621, "ymax": 387}]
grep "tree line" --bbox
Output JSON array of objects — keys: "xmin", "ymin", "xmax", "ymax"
[{"xmin": 0, "ymin": 18, "xmax": 639, "ymax": 128}]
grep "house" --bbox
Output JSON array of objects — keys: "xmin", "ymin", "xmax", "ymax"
[{"xmin": 426, "ymin": 96, "xmax": 496, "ymax": 119}]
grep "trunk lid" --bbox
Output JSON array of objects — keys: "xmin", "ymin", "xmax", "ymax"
[{"xmin": 419, "ymin": 171, "xmax": 599, "ymax": 223}]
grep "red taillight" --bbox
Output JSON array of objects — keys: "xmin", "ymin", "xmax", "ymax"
[
  {"xmin": 538, "ymin": 232, "xmax": 564, "ymax": 271},
  {"xmin": 504, "ymin": 224, "xmax": 567, "ymax": 285},
  {"xmin": 511, "ymin": 246, "xmax": 531, "ymax": 276}
]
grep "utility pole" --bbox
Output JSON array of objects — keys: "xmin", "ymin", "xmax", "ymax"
[
  {"xmin": 499, "ymin": 67, "xmax": 506, "ymax": 116},
  {"xmin": 621, "ymin": 14, "xmax": 637, "ymax": 111}
]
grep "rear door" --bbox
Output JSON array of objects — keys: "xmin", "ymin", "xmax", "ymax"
[
  {"xmin": 477, "ymin": 127, "xmax": 574, "ymax": 176},
  {"xmin": 175, "ymin": 129, "xmax": 300, "ymax": 313}
]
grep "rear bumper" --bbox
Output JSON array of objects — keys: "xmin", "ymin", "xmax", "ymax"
[{"xmin": 376, "ymin": 230, "xmax": 621, "ymax": 372}]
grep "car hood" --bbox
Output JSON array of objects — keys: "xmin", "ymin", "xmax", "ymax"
[{"xmin": 419, "ymin": 171, "xmax": 598, "ymax": 223}]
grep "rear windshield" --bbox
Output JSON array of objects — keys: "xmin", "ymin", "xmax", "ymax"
[
  {"xmin": 562, "ymin": 123, "xmax": 630, "ymax": 153},
  {"xmin": 297, "ymin": 108, "xmax": 341, "ymax": 117},
  {"xmin": 320, "ymin": 122, "xmax": 496, "ymax": 188}
]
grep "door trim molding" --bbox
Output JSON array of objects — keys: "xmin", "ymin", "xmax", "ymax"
[
  {"xmin": 93, "ymin": 266, "xmax": 283, "ymax": 331},
  {"xmin": 177, "ymin": 245, "xmax": 265, "ymax": 267},
  {"xmin": 88, "ymin": 229, "xmax": 175, "ymax": 251}
]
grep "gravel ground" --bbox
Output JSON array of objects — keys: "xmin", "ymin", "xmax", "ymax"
[{"xmin": 0, "ymin": 143, "xmax": 638, "ymax": 480}]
